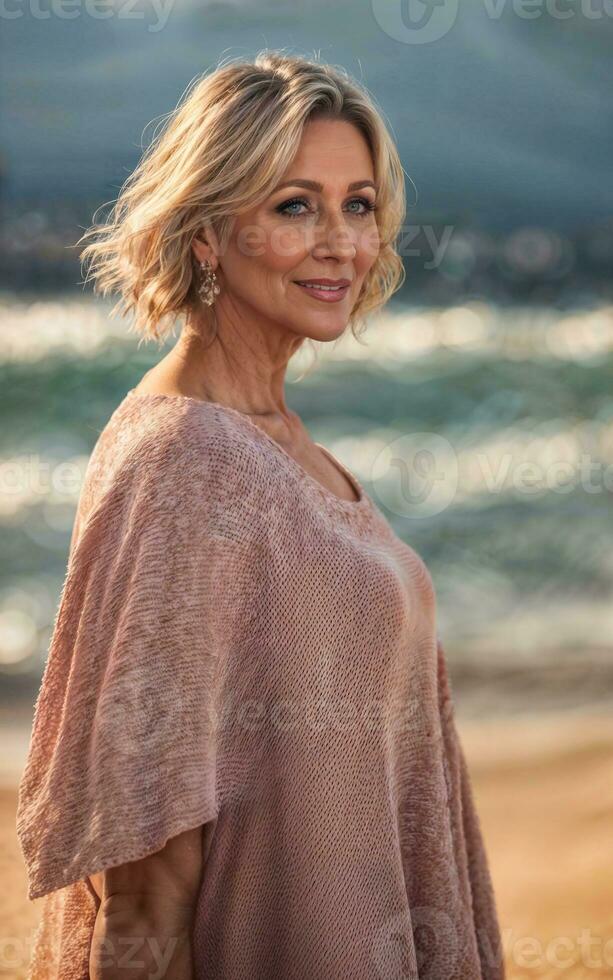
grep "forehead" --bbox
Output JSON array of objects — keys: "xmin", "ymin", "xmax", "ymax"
[{"xmin": 286, "ymin": 117, "xmax": 374, "ymax": 180}]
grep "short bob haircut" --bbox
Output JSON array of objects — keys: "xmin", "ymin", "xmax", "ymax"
[{"xmin": 78, "ymin": 49, "xmax": 407, "ymax": 347}]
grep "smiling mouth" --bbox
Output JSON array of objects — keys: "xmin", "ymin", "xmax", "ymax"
[
  {"xmin": 293, "ymin": 281, "xmax": 351, "ymax": 301},
  {"xmin": 295, "ymin": 282, "xmax": 348, "ymax": 291}
]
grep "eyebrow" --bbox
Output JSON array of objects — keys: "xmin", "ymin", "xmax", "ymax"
[{"xmin": 273, "ymin": 179, "xmax": 377, "ymax": 193}]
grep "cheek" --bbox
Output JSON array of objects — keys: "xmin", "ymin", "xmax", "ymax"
[
  {"xmin": 233, "ymin": 222, "xmax": 310, "ymax": 274},
  {"xmin": 260, "ymin": 225, "xmax": 311, "ymax": 272},
  {"xmin": 355, "ymin": 223, "xmax": 381, "ymax": 275}
]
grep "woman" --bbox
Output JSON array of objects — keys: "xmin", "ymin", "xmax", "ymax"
[{"xmin": 16, "ymin": 51, "xmax": 505, "ymax": 979}]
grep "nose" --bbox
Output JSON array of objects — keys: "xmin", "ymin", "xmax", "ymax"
[{"xmin": 310, "ymin": 210, "xmax": 358, "ymax": 261}]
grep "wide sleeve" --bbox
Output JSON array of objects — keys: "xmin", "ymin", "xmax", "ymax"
[
  {"xmin": 436, "ymin": 636, "xmax": 507, "ymax": 980},
  {"xmin": 16, "ymin": 424, "xmax": 239, "ymax": 903}
]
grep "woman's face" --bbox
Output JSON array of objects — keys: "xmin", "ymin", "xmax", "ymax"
[{"xmin": 201, "ymin": 116, "xmax": 380, "ymax": 343}]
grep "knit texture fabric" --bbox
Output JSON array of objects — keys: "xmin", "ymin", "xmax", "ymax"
[{"xmin": 16, "ymin": 390, "xmax": 506, "ymax": 979}]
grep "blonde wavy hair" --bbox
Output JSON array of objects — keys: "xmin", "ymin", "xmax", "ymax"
[{"xmin": 77, "ymin": 49, "xmax": 407, "ymax": 347}]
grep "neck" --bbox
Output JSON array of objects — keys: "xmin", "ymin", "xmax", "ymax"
[{"xmin": 160, "ymin": 309, "xmax": 305, "ymax": 438}]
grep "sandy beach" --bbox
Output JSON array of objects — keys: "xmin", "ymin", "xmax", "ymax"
[
  {"xmin": 1, "ymin": 708, "xmax": 612, "ymax": 979},
  {"xmin": 461, "ymin": 710, "xmax": 613, "ymax": 979}
]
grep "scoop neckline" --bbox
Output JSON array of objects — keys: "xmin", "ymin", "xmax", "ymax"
[{"xmin": 124, "ymin": 389, "xmax": 371, "ymax": 514}]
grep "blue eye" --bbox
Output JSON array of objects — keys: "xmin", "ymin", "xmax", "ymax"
[
  {"xmin": 346, "ymin": 198, "xmax": 378, "ymax": 215},
  {"xmin": 278, "ymin": 197, "xmax": 310, "ymax": 218},
  {"xmin": 276, "ymin": 196, "xmax": 377, "ymax": 219}
]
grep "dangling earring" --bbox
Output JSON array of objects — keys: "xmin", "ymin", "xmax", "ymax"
[{"xmin": 198, "ymin": 259, "xmax": 221, "ymax": 306}]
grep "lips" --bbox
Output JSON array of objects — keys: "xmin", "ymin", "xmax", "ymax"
[
  {"xmin": 295, "ymin": 279, "xmax": 351, "ymax": 289},
  {"xmin": 293, "ymin": 280, "xmax": 351, "ymax": 303}
]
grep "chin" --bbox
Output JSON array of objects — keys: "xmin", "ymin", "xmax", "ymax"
[
  {"xmin": 274, "ymin": 302, "xmax": 351, "ymax": 342},
  {"xmin": 303, "ymin": 317, "xmax": 350, "ymax": 342}
]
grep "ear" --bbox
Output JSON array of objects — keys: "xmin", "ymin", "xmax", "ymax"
[{"xmin": 191, "ymin": 223, "xmax": 221, "ymax": 270}]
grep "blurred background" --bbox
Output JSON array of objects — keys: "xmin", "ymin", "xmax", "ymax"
[{"xmin": 1, "ymin": 1, "xmax": 612, "ymax": 977}]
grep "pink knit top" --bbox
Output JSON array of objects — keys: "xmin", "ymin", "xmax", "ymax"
[{"xmin": 16, "ymin": 390, "xmax": 505, "ymax": 979}]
